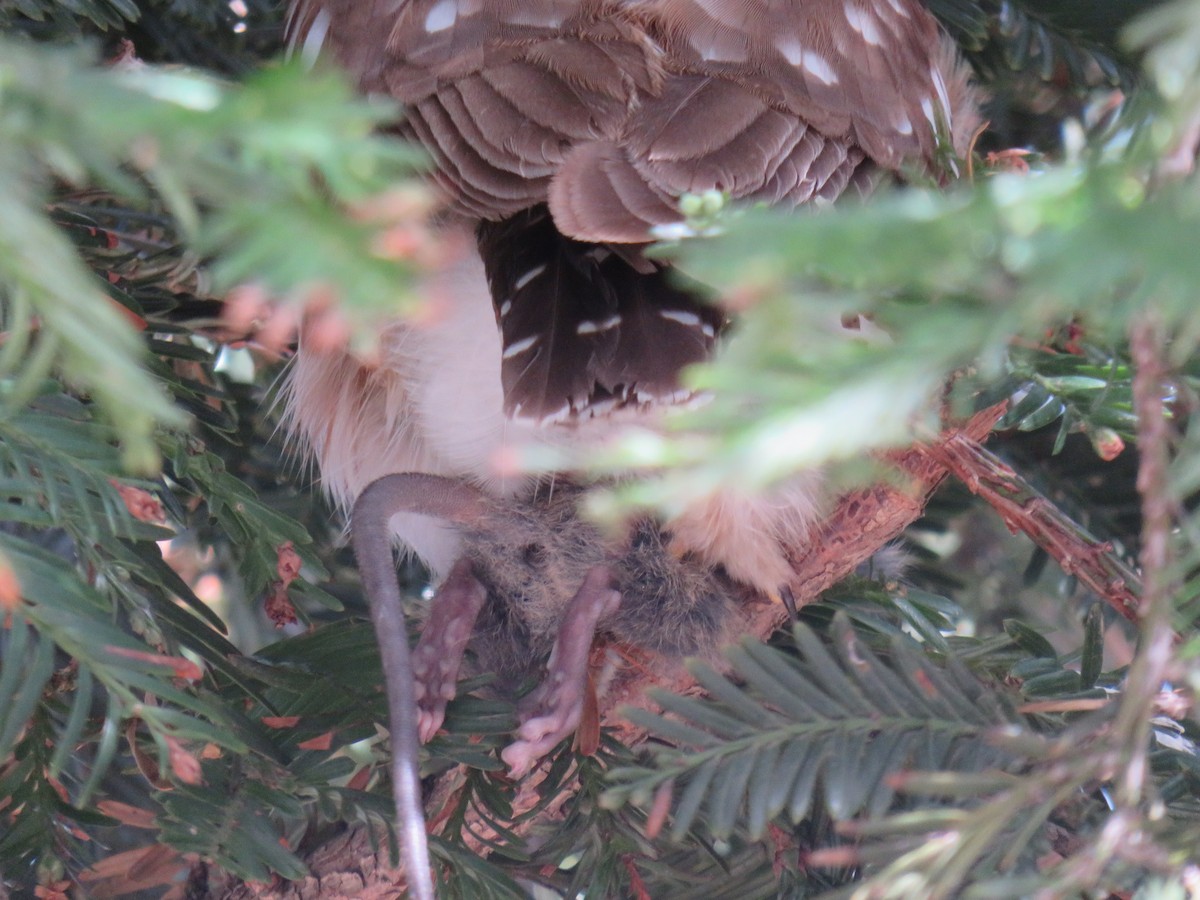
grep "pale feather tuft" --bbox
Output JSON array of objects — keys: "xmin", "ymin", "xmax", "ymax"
[{"xmin": 665, "ymin": 473, "xmax": 827, "ymax": 596}]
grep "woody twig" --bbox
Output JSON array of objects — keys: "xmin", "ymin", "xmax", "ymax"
[{"xmin": 920, "ymin": 433, "xmax": 1142, "ymax": 624}]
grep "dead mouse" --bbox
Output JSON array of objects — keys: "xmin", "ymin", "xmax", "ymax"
[{"xmin": 351, "ymin": 472, "xmax": 741, "ymax": 896}]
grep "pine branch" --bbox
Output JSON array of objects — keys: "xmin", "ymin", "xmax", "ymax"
[
  {"xmin": 782, "ymin": 402, "xmax": 1009, "ymax": 603},
  {"xmin": 1113, "ymin": 314, "xmax": 1174, "ymax": 805},
  {"xmin": 603, "ymin": 614, "xmax": 1022, "ymax": 838},
  {"xmin": 922, "ymin": 430, "xmax": 1144, "ymax": 623}
]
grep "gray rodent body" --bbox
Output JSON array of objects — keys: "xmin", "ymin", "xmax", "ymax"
[
  {"xmin": 352, "ymin": 472, "xmax": 744, "ymax": 900},
  {"xmin": 455, "ymin": 481, "xmax": 743, "ymax": 688}
]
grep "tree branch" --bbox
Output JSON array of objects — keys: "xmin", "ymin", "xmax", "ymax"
[
  {"xmin": 920, "ymin": 432, "xmax": 1144, "ymax": 624},
  {"xmin": 1113, "ymin": 313, "xmax": 1175, "ymax": 807}
]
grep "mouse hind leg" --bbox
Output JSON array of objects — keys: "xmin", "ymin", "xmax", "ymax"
[
  {"xmin": 501, "ymin": 565, "xmax": 620, "ymax": 778},
  {"xmin": 411, "ymin": 558, "xmax": 489, "ymax": 742}
]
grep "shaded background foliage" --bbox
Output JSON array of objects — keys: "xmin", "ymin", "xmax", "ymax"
[{"xmin": 1, "ymin": 0, "xmax": 1199, "ymax": 897}]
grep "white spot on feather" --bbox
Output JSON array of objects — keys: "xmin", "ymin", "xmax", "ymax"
[
  {"xmin": 424, "ymin": 0, "xmax": 456, "ymax": 33},
  {"xmin": 297, "ymin": 8, "xmax": 331, "ymax": 68},
  {"xmin": 778, "ymin": 40, "xmax": 839, "ymax": 86},
  {"xmin": 514, "ymin": 264, "xmax": 546, "ymax": 290},
  {"xmin": 931, "ymin": 67, "xmax": 953, "ymax": 131},
  {"xmin": 921, "ymin": 97, "xmax": 937, "ymax": 129},
  {"xmin": 886, "ymin": 0, "xmax": 910, "ymax": 16},
  {"xmin": 659, "ymin": 309, "xmax": 716, "ymax": 337},
  {"xmin": 693, "ymin": 35, "xmax": 747, "ymax": 63},
  {"xmin": 844, "ymin": 6, "xmax": 883, "ymax": 45},
  {"xmin": 777, "ymin": 37, "xmax": 804, "ymax": 66},
  {"xmin": 659, "ymin": 309, "xmax": 701, "ymax": 327},
  {"xmin": 802, "ymin": 52, "xmax": 838, "ymax": 86},
  {"xmin": 502, "ymin": 335, "xmax": 538, "ymax": 359},
  {"xmin": 577, "ymin": 316, "xmax": 622, "ymax": 335}
]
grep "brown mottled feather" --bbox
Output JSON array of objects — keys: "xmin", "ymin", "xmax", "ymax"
[
  {"xmin": 290, "ymin": 0, "xmax": 979, "ymax": 241},
  {"xmin": 550, "ymin": 141, "xmax": 680, "ymax": 242}
]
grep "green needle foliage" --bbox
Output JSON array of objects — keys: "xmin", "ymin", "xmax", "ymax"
[
  {"xmin": 1, "ymin": 0, "xmax": 1200, "ymax": 898},
  {"xmin": 604, "ymin": 615, "xmax": 1022, "ymax": 843}
]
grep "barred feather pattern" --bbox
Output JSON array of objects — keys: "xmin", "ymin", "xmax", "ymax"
[{"xmin": 477, "ymin": 205, "xmax": 724, "ymax": 421}]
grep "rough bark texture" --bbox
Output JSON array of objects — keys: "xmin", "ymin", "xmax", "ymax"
[
  {"xmin": 201, "ymin": 829, "xmax": 403, "ymax": 899},
  {"xmin": 923, "ymin": 431, "xmax": 1143, "ymax": 623}
]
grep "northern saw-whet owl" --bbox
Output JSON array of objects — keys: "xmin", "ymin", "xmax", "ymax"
[{"xmin": 279, "ymin": 4, "xmax": 979, "ymax": 894}]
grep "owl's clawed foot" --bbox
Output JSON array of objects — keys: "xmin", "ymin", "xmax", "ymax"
[
  {"xmin": 411, "ymin": 558, "xmax": 488, "ymax": 743},
  {"xmin": 502, "ymin": 565, "xmax": 620, "ymax": 779}
]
